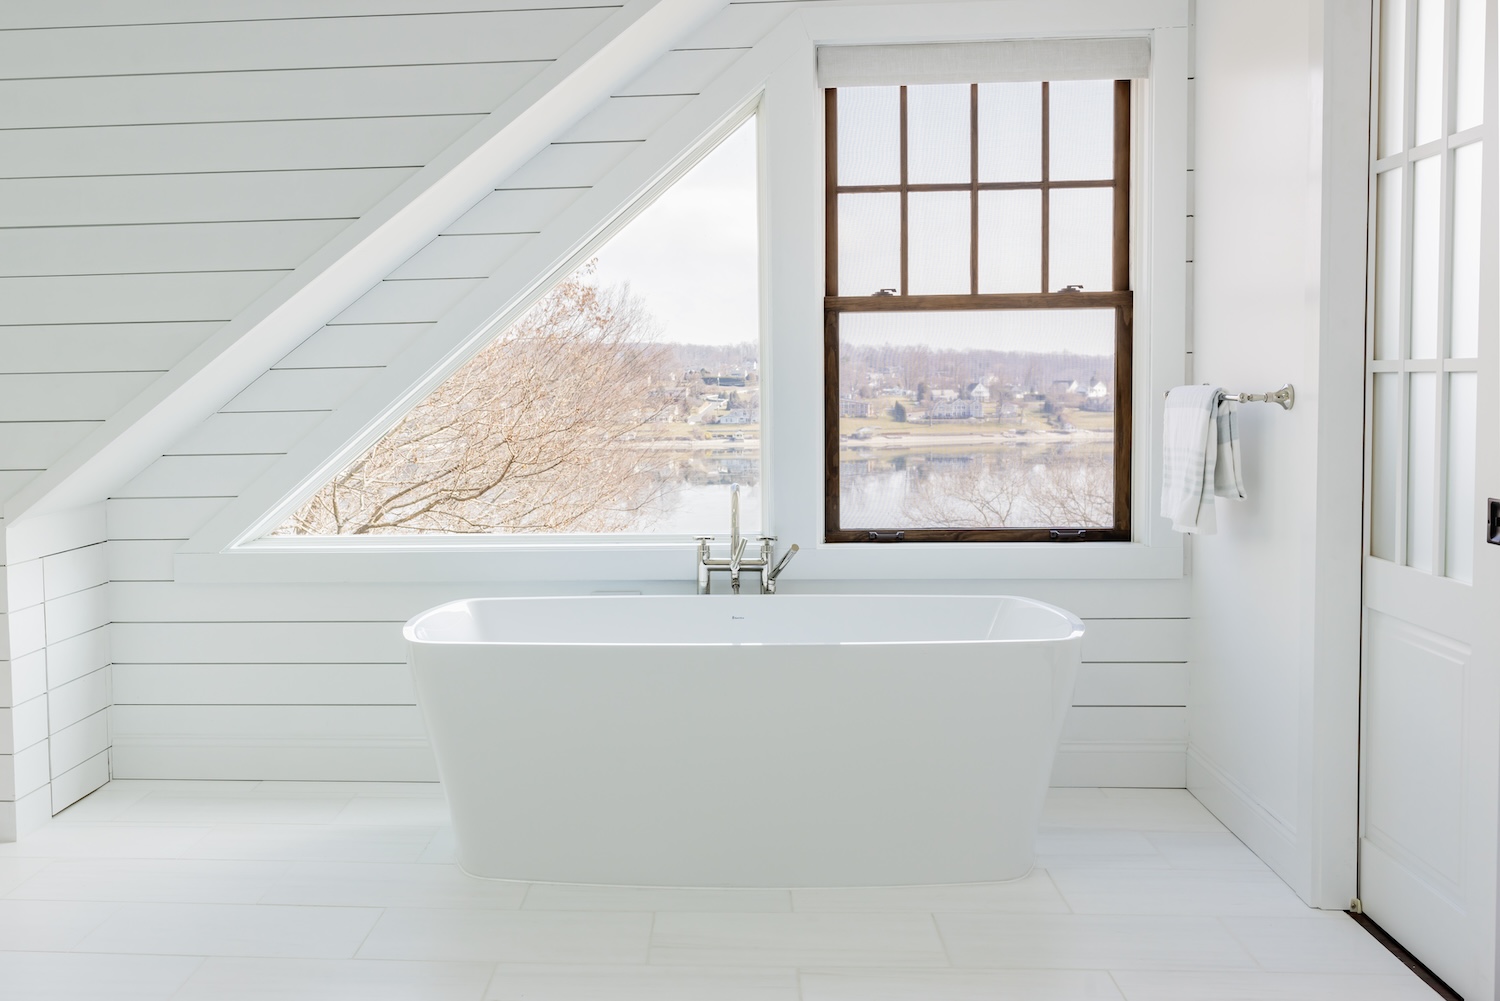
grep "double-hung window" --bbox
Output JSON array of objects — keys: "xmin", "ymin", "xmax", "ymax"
[{"xmin": 822, "ymin": 43, "xmax": 1139, "ymax": 543}]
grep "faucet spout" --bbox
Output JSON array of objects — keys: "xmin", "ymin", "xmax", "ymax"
[{"xmin": 764, "ymin": 543, "xmax": 799, "ymax": 594}]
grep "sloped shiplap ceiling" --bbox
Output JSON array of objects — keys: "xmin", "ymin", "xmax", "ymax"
[{"xmin": 0, "ymin": 0, "xmax": 744, "ymax": 518}]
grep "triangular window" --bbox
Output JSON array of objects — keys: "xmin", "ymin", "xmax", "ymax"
[{"xmin": 273, "ymin": 119, "xmax": 761, "ymax": 537}]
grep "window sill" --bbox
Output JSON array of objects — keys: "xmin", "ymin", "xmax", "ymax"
[{"xmin": 172, "ymin": 533, "xmax": 1183, "ymax": 584}]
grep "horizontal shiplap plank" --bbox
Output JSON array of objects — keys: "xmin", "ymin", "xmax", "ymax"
[
  {"xmin": 0, "ymin": 1, "xmax": 620, "ymax": 30},
  {"xmin": 111, "ymin": 581, "xmax": 530, "ymax": 623},
  {"xmin": 108, "ymin": 498, "xmax": 229, "ymax": 540},
  {"xmin": 1073, "ymin": 663, "xmax": 1188, "ymax": 707},
  {"xmin": 8, "ymin": 650, "xmax": 48, "ymax": 708},
  {"xmin": 388, "ymin": 235, "xmax": 532, "ymax": 280},
  {"xmin": 47, "ymin": 626, "xmax": 110, "ymax": 690},
  {"xmin": 0, "ymin": 62, "xmax": 543, "ymax": 129},
  {"xmin": 4, "ymin": 694, "xmax": 50, "ymax": 753},
  {"xmin": 166, "ymin": 411, "xmax": 328, "ymax": 456},
  {"xmin": 113, "ymin": 663, "xmax": 416, "ymax": 706},
  {"xmin": 275, "ymin": 323, "xmax": 430, "ymax": 369},
  {"xmin": 0, "ymin": 422, "xmax": 98, "ymax": 468},
  {"xmin": 6, "ymin": 559, "xmax": 45, "ymax": 611},
  {"xmin": 10, "ymin": 739, "xmax": 50, "ymax": 800},
  {"xmin": 51, "ymin": 748, "xmax": 109, "ymax": 813},
  {"xmin": 329, "ymin": 277, "xmax": 482, "ymax": 325},
  {"xmin": 0, "ymin": 373, "xmax": 161, "ymax": 422},
  {"xmin": 0, "ymin": 116, "xmax": 480, "ymax": 179},
  {"xmin": 500, "ymin": 140, "xmax": 640, "ymax": 190},
  {"xmin": 1051, "ymin": 746, "xmax": 1186, "ymax": 788},
  {"xmin": 615, "ymin": 48, "xmax": 744, "ymax": 97},
  {"xmin": 445, "ymin": 187, "xmax": 585, "ymax": 234},
  {"xmin": 0, "ymin": 220, "xmax": 347, "ymax": 277},
  {"xmin": 109, "ymin": 541, "xmax": 180, "ymax": 581},
  {"xmin": 111, "ymin": 735, "xmax": 436, "ymax": 782},
  {"xmin": 114, "ymin": 454, "xmax": 281, "ymax": 499},
  {"xmin": 42, "ymin": 542, "xmax": 109, "ymax": 600},
  {"xmin": 1080, "ymin": 618, "xmax": 1189, "ymax": 663},
  {"xmin": 1062, "ymin": 706, "xmax": 1187, "ymax": 745},
  {"xmin": 556, "ymin": 94, "xmax": 696, "ymax": 143},
  {"xmin": 48, "ymin": 666, "xmax": 110, "ymax": 734},
  {"xmin": 0, "ymin": 272, "xmax": 283, "ymax": 324},
  {"xmin": 112, "ymin": 704, "xmax": 424, "ymax": 739},
  {"xmin": 797, "ymin": 580, "xmax": 1191, "ymax": 620},
  {"xmin": 7, "ymin": 505, "xmax": 107, "ymax": 563},
  {"xmin": 0, "ymin": 169, "xmax": 414, "ymax": 227},
  {"xmin": 112, "ymin": 621, "xmax": 405, "ymax": 664},
  {"xmin": 0, "ymin": 9, "xmax": 613, "ymax": 78},
  {"xmin": 221, "ymin": 368, "xmax": 382, "ymax": 413},
  {"xmin": 0, "ymin": 323, "xmax": 219, "ymax": 372},
  {"xmin": 7, "ymin": 605, "xmax": 46, "ymax": 659},
  {"xmin": 44, "ymin": 585, "xmax": 108, "ymax": 645},
  {"xmin": 49, "ymin": 708, "xmax": 109, "ymax": 775},
  {"xmin": 674, "ymin": 1, "xmax": 790, "ymax": 49},
  {"xmin": 0, "ymin": 470, "xmax": 40, "ymax": 503}
]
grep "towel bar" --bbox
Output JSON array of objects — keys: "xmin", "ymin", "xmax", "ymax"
[{"xmin": 1164, "ymin": 383, "xmax": 1295, "ymax": 410}]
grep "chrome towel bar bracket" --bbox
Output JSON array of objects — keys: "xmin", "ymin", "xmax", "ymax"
[{"xmin": 1164, "ymin": 383, "xmax": 1295, "ymax": 410}]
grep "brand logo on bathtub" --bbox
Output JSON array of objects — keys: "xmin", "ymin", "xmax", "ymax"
[{"xmin": 731, "ymin": 615, "xmax": 745, "ymax": 620}]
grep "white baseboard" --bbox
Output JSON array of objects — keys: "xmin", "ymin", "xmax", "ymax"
[
  {"xmin": 1186, "ymin": 744, "xmax": 1305, "ymax": 896},
  {"xmin": 1051, "ymin": 742, "xmax": 1186, "ymax": 787},
  {"xmin": 111, "ymin": 736, "xmax": 439, "ymax": 782}
]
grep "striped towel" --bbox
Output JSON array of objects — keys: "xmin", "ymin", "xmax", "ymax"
[{"xmin": 1161, "ymin": 386, "xmax": 1245, "ymax": 534}]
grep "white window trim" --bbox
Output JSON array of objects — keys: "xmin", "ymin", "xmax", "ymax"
[{"xmin": 176, "ymin": 0, "xmax": 1189, "ymax": 585}]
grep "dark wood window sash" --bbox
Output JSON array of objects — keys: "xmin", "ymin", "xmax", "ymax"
[{"xmin": 824, "ymin": 80, "xmax": 1134, "ymax": 545}]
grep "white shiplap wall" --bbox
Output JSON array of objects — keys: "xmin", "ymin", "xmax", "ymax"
[
  {"xmin": 0, "ymin": 508, "xmax": 111, "ymax": 837},
  {"xmin": 103, "ymin": 0, "xmax": 1191, "ymax": 790},
  {"xmin": 0, "ymin": 0, "xmax": 641, "ymax": 831}
]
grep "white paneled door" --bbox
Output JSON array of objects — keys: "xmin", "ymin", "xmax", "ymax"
[{"xmin": 1361, "ymin": 0, "xmax": 1498, "ymax": 996}]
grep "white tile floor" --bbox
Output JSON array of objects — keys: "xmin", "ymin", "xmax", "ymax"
[{"xmin": 0, "ymin": 782, "xmax": 1437, "ymax": 1000}]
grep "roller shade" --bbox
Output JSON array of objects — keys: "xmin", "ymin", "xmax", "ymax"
[{"xmin": 817, "ymin": 36, "xmax": 1151, "ymax": 88}]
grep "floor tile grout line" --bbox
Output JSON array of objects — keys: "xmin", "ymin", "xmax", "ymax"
[
  {"xmin": 1212, "ymin": 914, "xmax": 1268, "ymax": 972},
  {"xmin": 927, "ymin": 910, "xmax": 955, "ymax": 968}
]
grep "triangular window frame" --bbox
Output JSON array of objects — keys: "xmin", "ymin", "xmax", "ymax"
[{"xmin": 215, "ymin": 103, "xmax": 765, "ymax": 550}]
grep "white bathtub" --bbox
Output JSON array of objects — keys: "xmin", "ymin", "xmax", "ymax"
[{"xmin": 405, "ymin": 594, "xmax": 1082, "ymax": 887}]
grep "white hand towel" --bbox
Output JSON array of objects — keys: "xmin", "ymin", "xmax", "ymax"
[
  {"xmin": 1161, "ymin": 385, "xmax": 1222, "ymax": 533},
  {"xmin": 1213, "ymin": 397, "xmax": 1246, "ymax": 502}
]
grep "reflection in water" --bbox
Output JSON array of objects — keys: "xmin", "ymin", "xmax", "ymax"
[{"xmin": 840, "ymin": 441, "xmax": 1114, "ymax": 529}]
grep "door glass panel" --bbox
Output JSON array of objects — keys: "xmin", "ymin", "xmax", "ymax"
[
  {"xmin": 1410, "ymin": 155, "xmax": 1441, "ymax": 358},
  {"xmin": 1455, "ymin": 0, "xmax": 1487, "ymax": 131},
  {"xmin": 1048, "ymin": 188, "xmax": 1113, "ymax": 292},
  {"xmin": 1407, "ymin": 371, "xmax": 1437, "ymax": 572},
  {"xmin": 1375, "ymin": 168, "xmax": 1403, "ymax": 359},
  {"xmin": 1049, "ymin": 81, "xmax": 1115, "ymax": 181},
  {"xmin": 908, "ymin": 191, "xmax": 971, "ymax": 294},
  {"xmin": 907, "ymin": 85, "xmax": 972, "ymax": 185},
  {"xmin": 1450, "ymin": 142, "xmax": 1482, "ymax": 358},
  {"xmin": 1446, "ymin": 372, "xmax": 1477, "ymax": 583},
  {"xmin": 977, "ymin": 190, "xmax": 1041, "ymax": 293},
  {"xmin": 837, "ymin": 87, "xmax": 900, "ymax": 186},
  {"xmin": 1379, "ymin": 0, "xmax": 1407, "ymax": 157},
  {"xmin": 1413, "ymin": 0, "xmax": 1445, "ymax": 145},
  {"xmin": 838, "ymin": 193, "xmax": 901, "ymax": 296},
  {"xmin": 1372, "ymin": 372, "xmax": 1401, "ymax": 561},
  {"xmin": 978, "ymin": 82, "xmax": 1041, "ymax": 182}
]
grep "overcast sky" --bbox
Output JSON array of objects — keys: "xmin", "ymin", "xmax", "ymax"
[
  {"xmin": 587, "ymin": 109, "xmax": 1117, "ymax": 356},
  {"xmin": 590, "ymin": 118, "xmax": 760, "ymax": 348}
]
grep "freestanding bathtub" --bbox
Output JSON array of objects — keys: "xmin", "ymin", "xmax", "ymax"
[{"xmin": 405, "ymin": 594, "xmax": 1082, "ymax": 887}]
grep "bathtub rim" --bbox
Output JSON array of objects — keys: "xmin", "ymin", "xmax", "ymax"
[{"xmin": 402, "ymin": 592, "xmax": 1085, "ymax": 648}]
